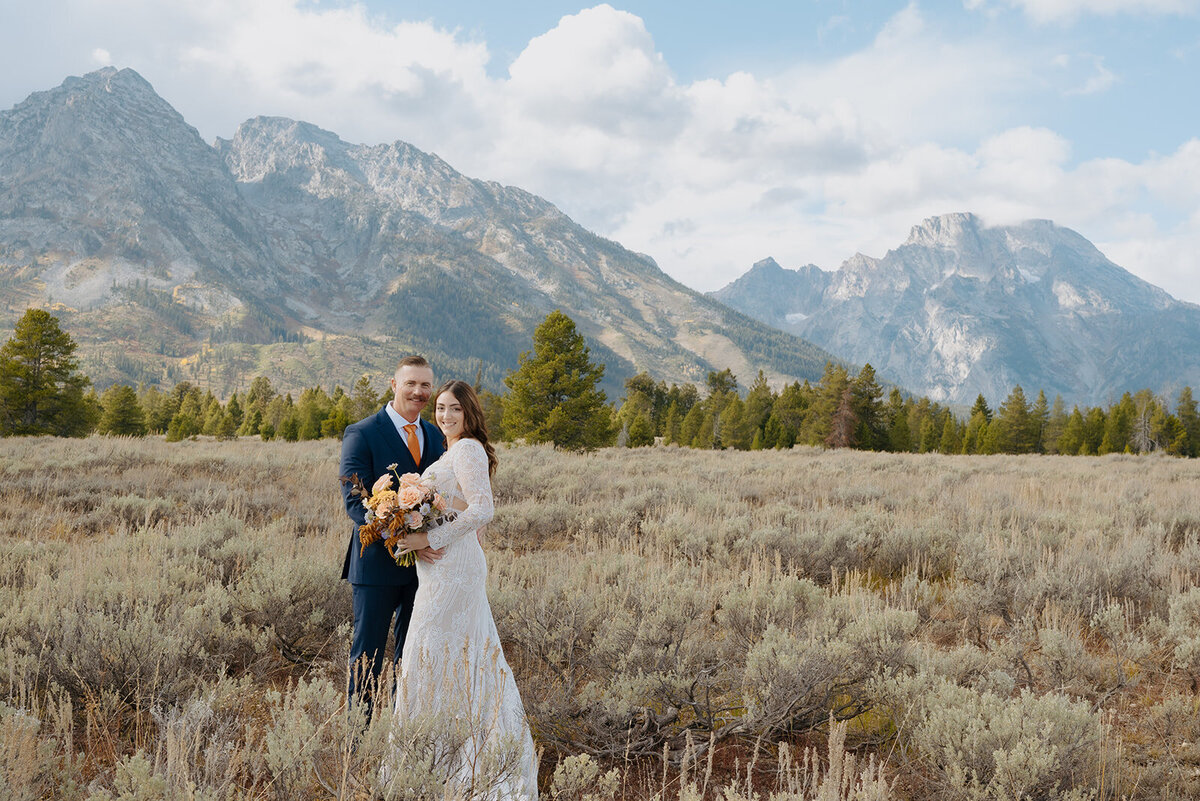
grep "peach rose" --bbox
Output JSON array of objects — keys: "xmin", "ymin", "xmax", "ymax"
[
  {"xmin": 399, "ymin": 472, "xmax": 422, "ymax": 488},
  {"xmin": 398, "ymin": 485, "xmax": 424, "ymax": 508},
  {"xmin": 405, "ymin": 510, "xmax": 423, "ymax": 528},
  {"xmin": 372, "ymin": 474, "xmax": 394, "ymax": 494}
]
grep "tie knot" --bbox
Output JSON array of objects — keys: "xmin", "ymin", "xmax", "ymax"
[{"xmin": 404, "ymin": 424, "xmax": 416, "ymax": 433}]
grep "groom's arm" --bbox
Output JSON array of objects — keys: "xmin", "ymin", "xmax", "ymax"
[{"xmin": 339, "ymin": 423, "xmax": 371, "ymax": 527}]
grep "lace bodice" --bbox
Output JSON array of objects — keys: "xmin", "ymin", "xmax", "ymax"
[{"xmin": 422, "ymin": 438, "xmax": 494, "ymax": 551}]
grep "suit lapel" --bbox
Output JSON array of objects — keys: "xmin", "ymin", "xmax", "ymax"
[{"xmin": 373, "ymin": 407, "xmax": 416, "ymax": 471}]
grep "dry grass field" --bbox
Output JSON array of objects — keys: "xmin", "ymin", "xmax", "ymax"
[{"xmin": 2, "ymin": 436, "xmax": 1200, "ymax": 799}]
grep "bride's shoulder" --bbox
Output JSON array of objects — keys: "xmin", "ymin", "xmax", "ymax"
[{"xmin": 449, "ymin": 437, "xmax": 487, "ymax": 460}]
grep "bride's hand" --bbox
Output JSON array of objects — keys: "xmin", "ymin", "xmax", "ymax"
[
  {"xmin": 416, "ymin": 546, "xmax": 445, "ymax": 564},
  {"xmin": 399, "ymin": 532, "xmax": 431, "ymax": 553}
]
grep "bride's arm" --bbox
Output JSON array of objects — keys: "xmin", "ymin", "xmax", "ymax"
[{"xmin": 426, "ymin": 440, "xmax": 493, "ymax": 550}]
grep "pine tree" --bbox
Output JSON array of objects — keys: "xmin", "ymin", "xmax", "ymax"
[
  {"xmin": 627, "ymin": 413, "xmax": 655, "ymax": 447},
  {"xmin": 743, "ymin": 370, "xmax": 775, "ymax": 443},
  {"xmin": 762, "ymin": 413, "xmax": 783, "ymax": 449},
  {"xmin": 1057, "ymin": 408, "xmax": 1086, "ymax": 455},
  {"xmin": 1030, "ymin": 390, "xmax": 1049, "ymax": 453},
  {"xmin": 679, "ymin": 404, "xmax": 704, "ymax": 447},
  {"xmin": 890, "ymin": 406, "xmax": 913, "ymax": 452},
  {"xmin": 0, "ymin": 308, "xmax": 92, "ymax": 436},
  {"xmin": 1082, "ymin": 407, "xmax": 1107, "ymax": 455},
  {"xmin": 616, "ymin": 379, "xmax": 655, "ymax": 437},
  {"xmin": 138, "ymin": 385, "xmax": 169, "ymax": 434},
  {"xmin": 1043, "ymin": 394, "xmax": 1068, "ymax": 454},
  {"xmin": 502, "ymin": 310, "xmax": 612, "ymax": 451},
  {"xmin": 226, "ymin": 393, "xmax": 244, "ymax": 428},
  {"xmin": 215, "ymin": 411, "xmax": 238, "ymax": 441},
  {"xmin": 961, "ymin": 411, "xmax": 988, "ymax": 454},
  {"xmin": 662, "ymin": 402, "xmax": 681, "ymax": 444},
  {"xmin": 801, "ymin": 362, "xmax": 848, "ymax": 445},
  {"xmin": 691, "ymin": 411, "xmax": 716, "ymax": 449},
  {"xmin": 1151, "ymin": 407, "xmax": 1184, "ymax": 455},
  {"xmin": 884, "ymin": 389, "xmax": 909, "ymax": 452},
  {"xmin": 995, "ymin": 385, "xmax": 1033, "ymax": 453},
  {"xmin": 349, "ymin": 374, "xmax": 380, "ymax": 422},
  {"xmin": 918, "ymin": 416, "xmax": 939, "ymax": 453},
  {"xmin": 202, "ymin": 399, "xmax": 224, "ymax": 436},
  {"xmin": 771, "ymin": 382, "xmax": 810, "ymax": 445},
  {"xmin": 826, "ymin": 385, "xmax": 857, "ymax": 449},
  {"xmin": 97, "ymin": 384, "xmax": 147, "ymax": 436},
  {"xmin": 938, "ymin": 414, "xmax": 961, "ymax": 454},
  {"xmin": 279, "ymin": 413, "xmax": 301, "ymax": 442},
  {"xmin": 322, "ymin": 403, "xmax": 353, "ymax": 439},
  {"xmin": 970, "ymin": 394, "xmax": 993, "ymax": 422},
  {"xmin": 297, "ymin": 386, "xmax": 332, "ymax": 440},
  {"xmin": 849, "ymin": 364, "xmax": 885, "ymax": 449},
  {"xmin": 1177, "ymin": 387, "xmax": 1199, "ymax": 458},
  {"xmin": 1100, "ymin": 394, "xmax": 1134, "ymax": 454},
  {"xmin": 720, "ymin": 396, "xmax": 754, "ymax": 450},
  {"xmin": 706, "ymin": 368, "xmax": 738, "ymax": 397}
]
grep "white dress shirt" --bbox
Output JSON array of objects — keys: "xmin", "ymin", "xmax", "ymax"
[{"xmin": 384, "ymin": 403, "xmax": 424, "ymax": 458}]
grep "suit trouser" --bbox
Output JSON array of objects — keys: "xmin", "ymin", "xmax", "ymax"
[{"xmin": 348, "ymin": 581, "xmax": 418, "ymax": 717}]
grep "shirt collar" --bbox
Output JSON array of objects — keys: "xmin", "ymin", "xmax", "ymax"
[{"xmin": 384, "ymin": 402, "xmax": 421, "ymax": 430}]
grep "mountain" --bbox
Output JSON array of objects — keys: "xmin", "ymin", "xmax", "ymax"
[
  {"xmin": 712, "ymin": 213, "xmax": 1200, "ymax": 405},
  {"xmin": 0, "ymin": 68, "xmax": 834, "ymax": 395}
]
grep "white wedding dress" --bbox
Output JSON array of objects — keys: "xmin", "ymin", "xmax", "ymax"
[{"xmin": 388, "ymin": 437, "xmax": 538, "ymax": 800}]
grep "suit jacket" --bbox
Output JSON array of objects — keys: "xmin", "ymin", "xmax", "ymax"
[{"xmin": 339, "ymin": 406, "xmax": 446, "ymax": 584}]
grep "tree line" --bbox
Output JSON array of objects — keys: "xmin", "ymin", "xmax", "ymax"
[
  {"xmin": 612, "ymin": 361, "xmax": 1200, "ymax": 457},
  {"xmin": 2, "ymin": 307, "xmax": 1198, "ymax": 457}
]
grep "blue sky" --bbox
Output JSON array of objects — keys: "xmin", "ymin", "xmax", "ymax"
[{"xmin": 2, "ymin": 0, "xmax": 1199, "ymax": 301}]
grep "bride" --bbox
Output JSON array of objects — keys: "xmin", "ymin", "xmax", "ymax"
[{"xmin": 385, "ymin": 379, "xmax": 538, "ymax": 800}]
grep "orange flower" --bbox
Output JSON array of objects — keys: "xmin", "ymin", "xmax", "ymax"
[
  {"xmin": 398, "ymin": 485, "xmax": 423, "ymax": 508},
  {"xmin": 365, "ymin": 489, "xmax": 397, "ymax": 511}
]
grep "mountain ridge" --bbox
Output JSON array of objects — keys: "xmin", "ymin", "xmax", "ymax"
[
  {"xmin": 0, "ymin": 68, "xmax": 835, "ymax": 395},
  {"xmin": 712, "ymin": 212, "xmax": 1200, "ymax": 405}
]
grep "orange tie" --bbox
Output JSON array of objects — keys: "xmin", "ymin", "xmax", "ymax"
[{"xmin": 403, "ymin": 424, "xmax": 421, "ymax": 466}]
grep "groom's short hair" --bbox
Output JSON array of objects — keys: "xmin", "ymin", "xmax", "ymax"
[{"xmin": 395, "ymin": 355, "xmax": 430, "ymax": 373}]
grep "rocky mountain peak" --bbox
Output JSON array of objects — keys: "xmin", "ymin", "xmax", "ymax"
[
  {"xmin": 713, "ymin": 215, "xmax": 1200, "ymax": 404},
  {"xmin": 903, "ymin": 212, "xmax": 983, "ymax": 249},
  {"xmin": 749, "ymin": 257, "xmax": 783, "ymax": 274},
  {"xmin": 217, "ymin": 116, "xmax": 366, "ymax": 186},
  {"xmin": 0, "ymin": 68, "xmax": 836, "ymax": 393}
]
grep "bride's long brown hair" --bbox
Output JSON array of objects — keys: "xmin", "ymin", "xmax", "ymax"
[{"xmin": 435, "ymin": 380, "xmax": 498, "ymax": 476}]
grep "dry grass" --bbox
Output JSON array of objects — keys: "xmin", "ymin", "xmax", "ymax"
[{"xmin": 2, "ymin": 437, "xmax": 1200, "ymax": 798}]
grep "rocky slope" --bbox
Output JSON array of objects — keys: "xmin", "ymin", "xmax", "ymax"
[
  {"xmin": 0, "ymin": 68, "xmax": 833, "ymax": 394},
  {"xmin": 713, "ymin": 213, "xmax": 1200, "ymax": 405}
]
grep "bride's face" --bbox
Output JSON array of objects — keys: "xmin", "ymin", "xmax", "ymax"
[{"xmin": 435, "ymin": 390, "xmax": 465, "ymax": 442}]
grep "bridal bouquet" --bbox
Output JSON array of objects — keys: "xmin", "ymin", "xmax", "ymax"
[{"xmin": 344, "ymin": 464, "xmax": 450, "ymax": 567}]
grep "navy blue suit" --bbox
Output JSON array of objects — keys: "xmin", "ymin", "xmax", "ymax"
[{"xmin": 339, "ymin": 406, "xmax": 445, "ymax": 712}]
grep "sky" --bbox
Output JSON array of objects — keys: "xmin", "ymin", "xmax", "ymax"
[{"xmin": 2, "ymin": 0, "xmax": 1199, "ymax": 302}]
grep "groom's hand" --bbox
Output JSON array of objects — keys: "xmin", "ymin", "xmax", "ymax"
[{"xmin": 416, "ymin": 546, "xmax": 445, "ymax": 564}]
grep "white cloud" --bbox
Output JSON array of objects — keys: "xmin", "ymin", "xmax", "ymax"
[
  {"xmin": 997, "ymin": 0, "xmax": 1199, "ymax": 24},
  {"xmin": 2, "ymin": 2, "xmax": 1198, "ymax": 305},
  {"xmin": 91, "ymin": 48, "xmax": 111, "ymax": 65},
  {"xmin": 1052, "ymin": 53, "xmax": 1118, "ymax": 95}
]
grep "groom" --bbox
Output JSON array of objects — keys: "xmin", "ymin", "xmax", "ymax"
[{"xmin": 339, "ymin": 355, "xmax": 446, "ymax": 715}]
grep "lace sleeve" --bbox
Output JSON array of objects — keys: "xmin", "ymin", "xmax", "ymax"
[{"xmin": 427, "ymin": 439, "xmax": 494, "ymax": 550}]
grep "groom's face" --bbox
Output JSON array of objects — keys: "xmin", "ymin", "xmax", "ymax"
[{"xmin": 390, "ymin": 365, "xmax": 434, "ymax": 421}]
